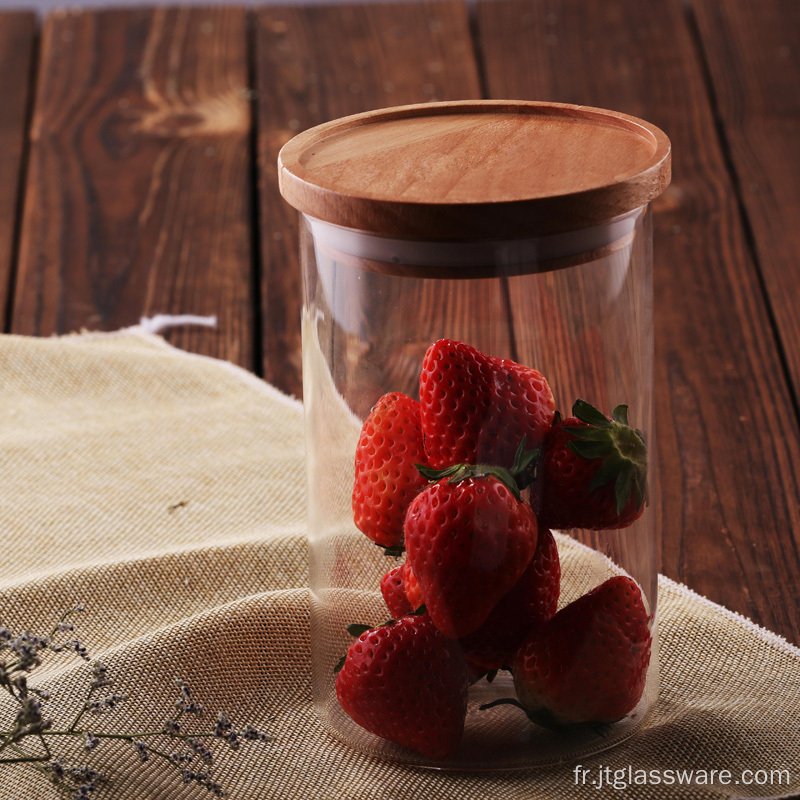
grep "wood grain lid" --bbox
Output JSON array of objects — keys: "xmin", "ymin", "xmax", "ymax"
[{"xmin": 278, "ymin": 100, "xmax": 671, "ymax": 239}]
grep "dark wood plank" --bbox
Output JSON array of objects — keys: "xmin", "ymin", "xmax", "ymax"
[
  {"xmin": 0, "ymin": 12, "xmax": 36, "ymax": 332},
  {"xmin": 13, "ymin": 8, "xmax": 254, "ymax": 368},
  {"xmin": 477, "ymin": 0, "xmax": 800, "ymax": 642},
  {"xmin": 693, "ymin": 0, "xmax": 800, "ymax": 403},
  {"xmin": 255, "ymin": 1, "xmax": 482, "ymax": 399}
]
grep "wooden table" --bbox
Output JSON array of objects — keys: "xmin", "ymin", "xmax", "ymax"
[{"xmin": 1, "ymin": 1, "xmax": 798, "ymax": 644}]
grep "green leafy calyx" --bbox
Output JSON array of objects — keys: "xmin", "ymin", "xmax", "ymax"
[
  {"xmin": 373, "ymin": 541, "xmax": 405, "ymax": 558},
  {"xmin": 414, "ymin": 438, "xmax": 539, "ymax": 501},
  {"xmin": 565, "ymin": 399, "xmax": 648, "ymax": 515}
]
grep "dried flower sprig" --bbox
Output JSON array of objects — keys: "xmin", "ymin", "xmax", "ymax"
[{"xmin": 0, "ymin": 605, "xmax": 272, "ymax": 798}]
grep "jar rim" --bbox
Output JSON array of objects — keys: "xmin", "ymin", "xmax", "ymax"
[{"xmin": 304, "ymin": 208, "xmax": 644, "ymax": 278}]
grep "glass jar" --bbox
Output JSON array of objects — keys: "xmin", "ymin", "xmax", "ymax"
[{"xmin": 279, "ymin": 101, "xmax": 671, "ymax": 769}]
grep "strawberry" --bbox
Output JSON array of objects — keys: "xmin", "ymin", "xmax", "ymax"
[
  {"xmin": 536, "ymin": 400, "xmax": 647, "ymax": 530},
  {"xmin": 380, "ymin": 565, "xmax": 413, "ymax": 618},
  {"xmin": 483, "ymin": 576, "xmax": 651, "ymax": 729},
  {"xmin": 419, "ymin": 339, "xmax": 555, "ymax": 470},
  {"xmin": 405, "ymin": 463, "xmax": 538, "ymax": 639},
  {"xmin": 399, "ymin": 563, "xmax": 541, "ymax": 681},
  {"xmin": 402, "ymin": 563, "xmax": 424, "ymax": 610},
  {"xmin": 460, "ymin": 527, "xmax": 560, "ymax": 670},
  {"xmin": 352, "ymin": 392, "xmax": 430, "ymax": 548},
  {"xmin": 335, "ymin": 613, "xmax": 469, "ymax": 760},
  {"xmin": 397, "ymin": 564, "xmax": 485, "ymax": 688}
]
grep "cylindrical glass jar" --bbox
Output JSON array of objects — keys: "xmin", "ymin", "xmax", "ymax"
[{"xmin": 279, "ymin": 101, "xmax": 671, "ymax": 769}]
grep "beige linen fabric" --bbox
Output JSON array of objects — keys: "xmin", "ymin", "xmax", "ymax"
[{"xmin": 1, "ymin": 329, "xmax": 799, "ymax": 799}]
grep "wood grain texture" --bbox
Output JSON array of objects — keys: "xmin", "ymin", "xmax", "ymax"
[
  {"xmin": 0, "ymin": 12, "xmax": 36, "ymax": 332},
  {"xmin": 13, "ymin": 8, "xmax": 254, "ymax": 367},
  {"xmin": 255, "ymin": 1, "xmax": 481, "ymax": 398},
  {"xmin": 692, "ymin": 0, "xmax": 800, "ymax": 403},
  {"xmin": 477, "ymin": 0, "xmax": 800, "ymax": 643}
]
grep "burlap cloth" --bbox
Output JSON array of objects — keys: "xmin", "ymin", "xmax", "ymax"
[{"xmin": 1, "ymin": 327, "xmax": 798, "ymax": 799}]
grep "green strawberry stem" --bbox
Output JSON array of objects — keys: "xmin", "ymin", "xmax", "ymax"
[
  {"xmin": 565, "ymin": 399, "xmax": 648, "ymax": 515},
  {"xmin": 479, "ymin": 698, "xmax": 615, "ymax": 737},
  {"xmin": 479, "ymin": 698, "xmax": 528, "ymax": 713},
  {"xmin": 373, "ymin": 541, "xmax": 405, "ymax": 558},
  {"xmin": 415, "ymin": 437, "xmax": 539, "ymax": 501},
  {"xmin": 346, "ymin": 624, "xmax": 372, "ymax": 637},
  {"xmin": 478, "ymin": 697, "xmax": 566, "ymax": 732},
  {"xmin": 346, "ymin": 606, "xmax": 427, "ymax": 639}
]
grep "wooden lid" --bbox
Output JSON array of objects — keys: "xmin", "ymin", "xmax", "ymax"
[{"xmin": 278, "ymin": 100, "xmax": 671, "ymax": 239}]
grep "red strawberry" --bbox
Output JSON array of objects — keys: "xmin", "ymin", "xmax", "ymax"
[
  {"xmin": 352, "ymin": 392, "xmax": 430, "ymax": 548},
  {"xmin": 496, "ymin": 576, "xmax": 652, "ymax": 729},
  {"xmin": 460, "ymin": 527, "xmax": 560, "ymax": 670},
  {"xmin": 398, "ymin": 564, "xmax": 528, "ymax": 685},
  {"xmin": 401, "ymin": 566, "xmax": 494, "ymax": 682},
  {"xmin": 335, "ymin": 613, "xmax": 469, "ymax": 760},
  {"xmin": 405, "ymin": 471, "xmax": 538, "ymax": 639},
  {"xmin": 380, "ymin": 565, "xmax": 413, "ymax": 618},
  {"xmin": 402, "ymin": 563, "xmax": 424, "ymax": 610},
  {"xmin": 419, "ymin": 339, "xmax": 555, "ymax": 470},
  {"xmin": 536, "ymin": 400, "xmax": 647, "ymax": 530}
]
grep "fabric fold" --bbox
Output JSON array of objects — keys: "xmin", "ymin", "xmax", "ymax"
[{"xmin": 1, "ymin": 330, "xmax": 798, "ymax": 799}]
